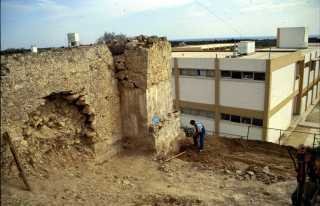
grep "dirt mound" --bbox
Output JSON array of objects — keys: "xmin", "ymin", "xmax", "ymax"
[
  {"xmin": 178, "ymin": 137, "xmax": 296, "ymax": 184},
  {"xmin": 134, "ymin": 194, "xmax": 206, "ymax": 206}
]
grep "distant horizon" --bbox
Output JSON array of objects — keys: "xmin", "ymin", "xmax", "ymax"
[
  {"xmin": 170, "ymin": 34, "xmax": 320, "ymax": 41},
  {"xmin": 1, "ymin": 34, "xmax": 319, "ymax": 50},
  {"xmin": 1, "ymin": 0, "xmax": 319, "ymax": 50}
]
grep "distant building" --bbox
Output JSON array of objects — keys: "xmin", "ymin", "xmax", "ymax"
[
  {"xmin": 30, "ymin": 45, "xmax": 37, "ymax": 53},
  {"xmin": 171, "ymin": 27, "xmax": 320, "ymax": 143},
  {"xmin": 67, "ymin": 32, "xmax": 80, "ymax": 47}
]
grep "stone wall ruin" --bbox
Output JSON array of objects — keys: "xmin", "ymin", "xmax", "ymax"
[
  {"xmin": 1, "ymin": 37, "xmax": 184, "ymax": 175},
  {"xmin": 114, "ymin": 36, "xmax": 184, "ymax": 155}
]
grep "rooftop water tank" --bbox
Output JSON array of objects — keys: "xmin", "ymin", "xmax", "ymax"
[
  {"xmin": 237, "ymin": 41, "xmax": 255, "ymax": 55},
  {"xmin": 277, "ymin": 27, "xmax": 308, "ymax": 49},
  {"xmin": 67, "ymin": 32, "xmax": 80, "ymax": 47},
  {"xmin": 30, "ymin": 45, "xmax": 38, "ymax": 53}
]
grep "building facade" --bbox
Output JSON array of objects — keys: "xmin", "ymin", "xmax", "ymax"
[{"xmin": 171, "ymin": 29, "xmax": 320, "ymax": 143}]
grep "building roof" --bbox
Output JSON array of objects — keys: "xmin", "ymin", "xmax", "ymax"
[
  {"xmin": 172, "ymin": 51, "xmax": 292, "ymax": 59},
  {"xmin": 172, "ymin": 43, "xmax": 234, "ymax": 52},
  {"xmin": 172, "ymin": 43, "xmax": 320, "ymax": 60}
]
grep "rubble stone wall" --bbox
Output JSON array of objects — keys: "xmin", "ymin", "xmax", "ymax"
[
  {"xmin": 1, "ymin": 46, "xmax": 122, "ymax": 163},
  {"xmin": 117, "ymin": 38, "xmax": 184, "ymax": 155},
  {"xmin": 1, "ymin": 37, "xmax": 185, "ymax": 172}
]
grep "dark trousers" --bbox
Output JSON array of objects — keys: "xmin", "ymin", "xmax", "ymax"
[
  {"xmin": 193, "ymin": 128, "xmax": 205, "ymax": 150},
  {"xmin": 291, "ymin": 181, "xmax": 317, "ymax": 206}
]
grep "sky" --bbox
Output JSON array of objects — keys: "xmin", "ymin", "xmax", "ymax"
[{"xmin": 1, "ymin": 0, "xmax": 320, "ymax": 49}]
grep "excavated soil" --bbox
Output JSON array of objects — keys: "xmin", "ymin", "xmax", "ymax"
[
  {"xmin": 1, "ymin": 137, "xmax": 297, "ymax": 206},
  {"xmin": 178, "ymin": 137, "xmax": 295, "ymax": 184}
]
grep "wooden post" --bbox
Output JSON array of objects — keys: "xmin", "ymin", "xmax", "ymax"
[
  {"xmin": 3, "ymin": 132, "xmax": 32, "ymax": 191},
  {"xmin": 214, "ymin": 55, "xmax": 220, "ymax": 137}
]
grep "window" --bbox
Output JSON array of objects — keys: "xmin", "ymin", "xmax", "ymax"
[
  {"xmin": 254, "ymin": 72, "xmax": 265, "ymax": 81},
  {"xmin": 310, "ymin": 63, "xmax": 315, "ymax": 71},
  {"xmin": 205, "ymin": 112, "xmax": 214, "ymax": 118},
  {"xmin": 198, "ymin": 110, "xmax": 207, "ymax": 117},
  {"xmin": 199, "ymin": 69, "xmax": 207, "ymax": 76},
  {"xmin": 252, "ymin": 118, "xmax": 263, "ymax": 126},
  {"xmin": 231, "ymin": 71, "xmax": 242, "ymax": 79},
  {"xmin": 242, "ymin": 72, "xmax": 254, "ymax": 79},
  {"xmin": 181, "ymin": 108, "xmax": 191, "ymax": 114},
  {"xmin": 181, "ymin": 107, "xmax": 214, "ymax": 118},
  {"xmin": 230, "ymin": 115, "xmax": 241, "ymax": 123},
  {"xmin": 180, "ymin": 69, "xmax": 198, "ymax": 76},
  {"xmin": 241, "ymin": 117, "xmax": 252, "ymax": 124},
  {"xmin": 221, "ymin": 113, "xmax": 230, "ymax": 121},
  {"xmin": 179, "ymin": 69, "xmax": 215, "ymax": 78},
  {"xmin": 190, "ymin": 109, "xmax": 199, "ymax": 116},
  {"xmin": 206, "ymin": 70, "xmax": 215, "ymax": 77},
  {"xmin": 221, "ymin": 71, "xmax": 231, "ymax": 78}
]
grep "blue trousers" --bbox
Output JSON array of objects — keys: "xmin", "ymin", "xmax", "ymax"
[
  {"xmin": 199, "ymin": 128, "xmax": 205, "ymax": 150},
  {"xmin": 193, "ymin": 128, "xmax": 205, "ymax": 150}
]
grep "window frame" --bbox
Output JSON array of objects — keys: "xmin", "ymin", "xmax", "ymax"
[
  {"xmin": 230, "ymin": 115, "xmax": 241, "ymax": 123},
  {"xmin": 241, "ymin": 117, "xmax": 252, "ymax": 124},
  {"xmin": 242, "ymin": 72, "xmax": 254, "ymax": 80},
  {"xmin": 252, "ymin": 118, "xmax": 263, "ymax": 127},
  {"xmin": 221, "ymin": 113, "xmax": 231, "ymax": 121},
  {"xmin": 231, "ymin": 71, "xmax": 242, "ymax": 79},
  {"xmin": 253, "ymin": 72, "xmax": 265, "ymax": 81},
  {"xmin": 221, "ymin": 70, "xmax": 232, "ymax": 78}
]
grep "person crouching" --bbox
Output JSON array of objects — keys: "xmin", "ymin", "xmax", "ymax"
[{"xmin": 190, "ymin": 120, "xmax": 206, "ymax": 152}]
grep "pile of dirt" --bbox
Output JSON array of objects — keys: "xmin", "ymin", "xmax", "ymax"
[
  {"xmin": 133, "ymin": 194, "xmax": 206, "ymax": 206},
  {"xmin": 178, "ymin": 137, "xmax": 296, "ymax": 184}
]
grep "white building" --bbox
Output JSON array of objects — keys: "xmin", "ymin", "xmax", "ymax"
[
  {"xmin": 171, "ymin": 27, "xmax": 320, "ymax": 143},
  {"xmin": 67, "ymin": 32, "xmax": 80, "ymax": 47}
]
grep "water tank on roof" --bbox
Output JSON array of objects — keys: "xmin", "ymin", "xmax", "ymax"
[
  {"xmin": 67, "ymin": 32, "xmax": 80, "ymax": 47},
  {"xmin": 30, "ymin": 45, "xmax": 38, "ymax": 53},
  {"xmin": 277, "ymin": 27, "xmax": 308, "ymax": 49},
  {"xmin": 237, "ymin": 41, "xmax": 255, "ymax": 55}
]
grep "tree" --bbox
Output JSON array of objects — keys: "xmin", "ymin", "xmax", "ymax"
[{"xmin": 96, "ymin": 32, "xmax": 127, "ymax": 44}]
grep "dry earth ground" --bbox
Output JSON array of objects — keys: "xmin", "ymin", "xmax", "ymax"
[{"xmin": 1, "ymin": 137, "xmax": 297, "ymax": 206}]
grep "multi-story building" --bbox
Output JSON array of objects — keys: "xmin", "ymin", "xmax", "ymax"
[{"xmin": 171, "ymin": 27, "xmax": 320, "ymax": 143}]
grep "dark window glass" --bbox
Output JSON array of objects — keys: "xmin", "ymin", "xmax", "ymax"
[
  {"xmin": 221, "ymin": 71, "xmax": 231, "ymax": 78},
  {"xmin": 254, "ymin": 72, "xmax": 265, "ymax": 81},
  {"xmin": 199, "ymin": 70, "xmax": 207, "ymax": 76},
  {"xmin": 231, "ymin": 71, "xmax": 242, "ymax": 79},
  {"xmin": 231, "ymin": 115, "xmax": 241, "ymax": 123},
  {"xmin": 181, "ymin": 108, "xmax": 192, "ymax": 115},
  {"xmin": 242, "ymin": 72, "xmax": 254, "ymax": 79},
  {"xmin": 180, "ymin": 69, "xmax": 198, "ymax": 76},
  {"xmin": 241, "ymin": 117, "xmax": 252, "ymax": 124},
  {"xmin": 206, "ymin": 112, "xmax": 214, "ymax": 118},
  {"xmin": 252, "ymin": 118, "xmax": 263, "ymax": 126},
  {"xmin": 190, "ymin": 109, "xmax": 199, "ymax": 116},
  {"xmin": 198, "ymin": 110, "xmax": 207, "ymax": 117},
  {"xmin": 221, "ymin": 113, "xmax": 230, "ymax": 120},
  {"xmin": 206, "ymin": 70, "xmax": 214, "ymax": 77},
  {"xmin": 310, "ymin": 65, "xmax": 315, "ymax": 71}
]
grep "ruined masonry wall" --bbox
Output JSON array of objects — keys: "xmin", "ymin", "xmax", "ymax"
[
  {"xmin": 119, "ymin": 39, "xmax": 183, "ymax": 155},
  {"xmin": 1, "ymin": 46, "xmax": 122, "ymax": 162}
]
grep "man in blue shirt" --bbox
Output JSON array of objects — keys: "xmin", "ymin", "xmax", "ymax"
[{"xmin": 190, "ymin": 120, "xmax": 206, "ymax": 152}]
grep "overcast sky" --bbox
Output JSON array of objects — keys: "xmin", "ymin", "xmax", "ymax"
[{"xmin": 1, "ymin": 0, "xmax": 320, "ymax": 49}]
